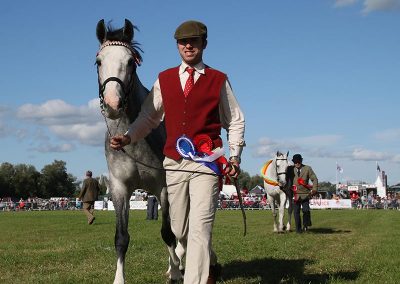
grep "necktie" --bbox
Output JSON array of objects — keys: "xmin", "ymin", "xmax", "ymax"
[
  {"xmin": 297, "ymin": 169, "xmax": 301, "ymax": 177},
  {"xmin": 183, "ymin": 67, "xmax": 195, "ymax": 97}
]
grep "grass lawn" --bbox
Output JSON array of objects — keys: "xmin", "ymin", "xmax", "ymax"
[{"xmin": 0, "ymin": 209, "xmax": 399, "ymax": 283}]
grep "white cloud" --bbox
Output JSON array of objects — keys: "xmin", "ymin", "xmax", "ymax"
[
  {"xmin": 373, "ymin": 128, "xmax": 400, "ymax": 141},
  {"xmin": 16, "ymin": 99, "xmax": 106, "ymax": 147},
  {"xmin": 295, "ymin": 135, "xmax": 342, "ymax": 147},
  {"xmin": 50, "ymin": 122, "xmax": 105, "ymax": 146},
  {"xmin": 17, "ymin": 99, "xmax": 101, "ymax": 125},
  {"xmin": 351, "ymin": 148, "xmax": 390, "ymax": 161},
  {"xmin": 30, "ymin": 143, "xmax": 75, "ymax": 153},
  {"xmin": 252, "ymin": 137, "xmax": 295, "ymax": 158},
  {"xmin": 362, "ymin": 0, "xmax": 400, "ymax": 14},
  {"xmin": 333, "ymin": 0, "xmax": 400, "ymax": 13},
  {"xmin": 0, "ymin": 121, "xmax": 7, "ymax": 138},
  {"xmin": 335, "ymin": 0, "xmax": 359, "ymax": 7}
]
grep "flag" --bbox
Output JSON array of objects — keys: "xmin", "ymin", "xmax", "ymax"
[
  {"xmin": 377, "ymin": 164, "xmax": 381, "ymax": 172},
  {"xmin": 337, "ymin": 164, "xmax": 343, "ymax": 173}
]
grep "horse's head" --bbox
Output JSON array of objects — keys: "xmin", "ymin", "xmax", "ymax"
[
  {"xmin": 95, "ymin": 19, "xmax": 142, "ymax": 120},
  {"xmin": 275, "ymin": 151, "xmax": 289, "ymax": 187}
]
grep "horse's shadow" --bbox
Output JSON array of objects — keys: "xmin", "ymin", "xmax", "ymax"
[{"xmin": 221, "ymin": 257, "xmax": 359, "ymax": 283}]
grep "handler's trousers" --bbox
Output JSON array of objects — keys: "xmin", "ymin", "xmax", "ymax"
[
  {"xmin": 293, "ymin": 198, "xmax": 311, "ymax": 232},
  {"xmin": 83, "ymin": 201, "xmax": 95, "ymax": 223},
  {"xmin": 164, "ymin": 157, "xmax": 219, "ymax": 284}
]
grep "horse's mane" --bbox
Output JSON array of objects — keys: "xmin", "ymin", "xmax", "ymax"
[{"xmin": 105, "ymin": 22, "xmax": 143, "ymax": 63}]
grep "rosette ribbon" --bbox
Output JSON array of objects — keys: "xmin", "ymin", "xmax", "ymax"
[{"xmin": 176, "ymin": 135, "xmax": 228, "ymax": 175}]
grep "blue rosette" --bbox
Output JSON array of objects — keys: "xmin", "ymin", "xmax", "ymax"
[{"xmin": 176, "ymin": 135, "xmax": 222, "ymax": 175}]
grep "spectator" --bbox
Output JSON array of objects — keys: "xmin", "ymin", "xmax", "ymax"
[
  {"xmin": 78, "ymin": 170, "xmax": 100, "ymax": 225},
  {"xmin": 146, "ymin": 194, "xmax": 159, "ymax": 220}
]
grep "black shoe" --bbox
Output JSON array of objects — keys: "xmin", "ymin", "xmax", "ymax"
[
  {"xmin": 207, "ymin": 263, "xmax": 222, "ymax": 284},
  {"xmin": 303, "ymin": 226, "xmax": 308, "ymax": 232}
]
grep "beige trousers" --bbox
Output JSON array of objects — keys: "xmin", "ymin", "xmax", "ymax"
[
  {"xmin": 164, "ymin": 157, "xmax": 219, "ymax": 284},
  {"xmin": 83, "ymin": 201, "xmax": 95, "ymax": 223}
]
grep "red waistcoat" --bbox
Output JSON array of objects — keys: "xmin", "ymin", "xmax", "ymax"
[{"xmin": 159, "ymin": 66, "xmax": 227, "ymax": 160}]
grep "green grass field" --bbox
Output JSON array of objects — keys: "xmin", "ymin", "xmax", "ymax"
[{"xmin": 0, "ymin": 209, "xmax": 399, "ymax": 284}]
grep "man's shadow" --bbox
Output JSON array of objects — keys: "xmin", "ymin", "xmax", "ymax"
[
  {"xmin": 221, "ymin": 258, "xmax": 359, "ymax": 283},
  {"xmin": 305, "ymin": 227, "xmax": 352, "ymax": 234}
]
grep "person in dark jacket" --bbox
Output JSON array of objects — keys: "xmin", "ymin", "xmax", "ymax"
[
  {"xmin": 291, "ymin": 154, "xmax": 318, "ymax": 233},
  {"xmin": 146, "ymin": 194, "xmax": 159, "ymax": 220},
  {"xmin": 78, "ymin": 170, "xmax": 100, "ymax": 224}
]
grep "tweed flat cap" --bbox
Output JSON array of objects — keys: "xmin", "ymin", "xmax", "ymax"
[{"xmin": 174, "ymin": 20, "xmax": 207, "ymax": 40}]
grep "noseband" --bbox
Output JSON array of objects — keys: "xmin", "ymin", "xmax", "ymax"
[{"xmin": 98, "ymin": 76, "xmax": 132, "ymax": 113}]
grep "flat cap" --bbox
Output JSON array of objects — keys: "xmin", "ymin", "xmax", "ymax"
[{"xmin": 174, "ymin": 20, "xmax": 207, "ymax": 40}]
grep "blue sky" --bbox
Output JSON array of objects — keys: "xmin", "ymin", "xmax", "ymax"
[{"xmin": 1, "ymin": 0, "xmax": 399, "ymax": 184}]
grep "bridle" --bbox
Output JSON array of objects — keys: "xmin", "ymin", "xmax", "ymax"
[
  {"xmin": 275, "ymin": 157, "xmax": 288, "ymax": 184},
  {"xmin": 96, "ymin": 41, "xmax": 140, "ymax": 114}
]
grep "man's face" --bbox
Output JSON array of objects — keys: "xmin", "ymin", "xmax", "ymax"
[
  {"xmin": 294, "ymin": 162, "xmax": 302, "ymax": 169},
  {"xmin": 177, "ymin": 37, "xmax": 207, "ymax": 65}
]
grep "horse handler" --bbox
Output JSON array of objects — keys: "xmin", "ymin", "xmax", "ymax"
[
  {"xmin": 78, "ymin": 170, "xmax": 100, "ymax": 225},
  {"xmin": 110, "ymin": 20, "xmax": 245, "ymax": 284},
  {"xmin": 291, "ymin": 154, "xmax": 318, "ymax": 233}
]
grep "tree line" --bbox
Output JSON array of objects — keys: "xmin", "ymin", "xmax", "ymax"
[{"xmin": 0, "ymin": 160, "xmax": 80, "ymax": 199}]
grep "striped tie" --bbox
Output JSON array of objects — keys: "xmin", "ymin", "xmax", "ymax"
[{"xmin": 183, "ymin": 67, "xmax": 195, "ymax": 97}]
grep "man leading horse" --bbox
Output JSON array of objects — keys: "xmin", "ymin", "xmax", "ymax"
[{"xmin": 110, "ymin": 20, "xmax": 246, "ymax": 284}]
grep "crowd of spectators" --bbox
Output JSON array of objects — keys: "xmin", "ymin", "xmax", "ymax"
[
  {"xmin": 0, "ymin": 197, "xmax": 82, "ymax": 211},
  {"xmin": 1, "ymin": 192, "xmax": 399, "ymax": 211},
  {"xmin": 349, "ymin": 193, "xmax": 399, "ymax": 210},
  {"xmin": 218, "ymin": 190, "xmax": 400, "ymax": 210}
]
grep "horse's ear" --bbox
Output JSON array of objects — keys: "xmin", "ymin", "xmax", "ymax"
[
  {"xmin": 123, "ymin": 19, "xmax": 134, "ymax": 42},
  {"xmin": 276, "ymin": 151, "xmax": 280, "ymax": 156},
  {"xmin": 96, "ymin": 19, "xmax": 107, "ymax": 43},
  {"xmin": 287, "ymin": 151, "xmax": 289, "ymax": 157}
]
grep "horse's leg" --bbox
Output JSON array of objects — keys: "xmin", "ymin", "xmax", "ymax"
[
  {"xmin": 112, "ymin": 187, "xmax": 131, "ymax": 284},
  {"xmin": 160, "ymin": 186, "xmax": 183, "ymax": 281},
  {"xmin": 278, "ymin": 191, "xmax": 286, "ymax": 233},
  {"xmin": 267, "ymin": 193, "xmax": 278, "ymax": 232},
  {"xmin": 286, "ymin": 190, "xmax": 293, "ymax": 232}
]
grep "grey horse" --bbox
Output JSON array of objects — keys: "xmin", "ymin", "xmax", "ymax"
[{"xmin": 95, "ymin": 19, "xmax": 183, "ymax": 283}]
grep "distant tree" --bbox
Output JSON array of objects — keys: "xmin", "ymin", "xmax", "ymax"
[
  {"xmin": 39, "ymin": 160, "xmax": 77, "ymax": 198},
  {"xmin": 236, "ymin": 170, "xmax": 251, "ymax": 189},
  {"xmin": 0, "ymin": 162, "xmax": 15, "ymax": 198},
  {"xmin": 319, "ymin": 181, "xmax": 336, "ymax": 193},
  {"xmin": 249, "ymin": 175, "xmax": 264, "ymax": 190},
  {"xmin": 13, "ymin": 164, "xmax": 41, "ymax": 198},
  {"xmin": 97, "ymin": 176, "xmax": 108, "ymax": 196}
]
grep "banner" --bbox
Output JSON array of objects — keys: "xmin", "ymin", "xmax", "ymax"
[{"xmin": 310, "ymin": 198, "xmax": 352, "ymax": 209}]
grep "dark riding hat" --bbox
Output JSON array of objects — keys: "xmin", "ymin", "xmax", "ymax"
[
  {"xmin": 292, "ymin": 154, "xmax": 303, "ymax": 163},
  {"xmin": 174, "ymin": 20, "xmax": 207, "ymax": 40}
]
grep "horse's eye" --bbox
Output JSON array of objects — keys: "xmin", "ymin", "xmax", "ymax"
[
  {"xmin": 127, "ymin": 58, "xmax": 134, "ymax": 67},
  {"xmin": 96, "ymin": 58, "xmax": 101, "ymax": 66}
]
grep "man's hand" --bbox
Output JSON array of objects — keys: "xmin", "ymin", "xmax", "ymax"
[
  {"xmin": 310, "ymin": 189, "xmax": 317, "ymax": 196},
  {"xmin": 110, "ymin": 134, "xmax": 131, "ymax": 151},
  {"xmin": 224, "ymin": 161, "xmax": 241, "ymax": 178}
]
